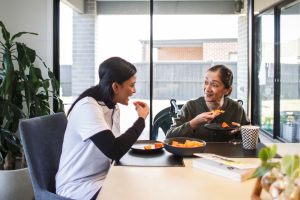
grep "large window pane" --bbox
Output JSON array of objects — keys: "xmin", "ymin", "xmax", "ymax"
[
  {"xmin": 279, "ymin": 1, "xmax": 300, "ymax": 142},
  {"xmin": 152, "ymin": 2, "xmax": 248, "ymax": 140},
  {"xmin": 60, "ymin": 1, "xmax": 151, "ymax": 139},
  {"xmin": 97, "ymin": 14, "xmax": 150, "ymax": 139},
  {"xmin": 60, "ymin": 2, "xmax": 73, "ymax": 107},
  {"xmin": 256, "ymin": 12, "xmax": 275, "ymax": 134}
]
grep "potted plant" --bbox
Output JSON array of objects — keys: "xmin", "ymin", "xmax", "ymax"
[
  {"xmin": 0, "ymin": 21, "xmax": 64, "ymax": 199},
  {"xmin": 251, "ymin": 145, "xmax": 300, "ymax": 200}
]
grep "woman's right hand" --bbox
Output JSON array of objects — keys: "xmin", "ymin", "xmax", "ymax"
[
  {"xmin": 133, "ymin": 101, "xmax": 149, "ymax": 120},
  {"xmin": 189, "ymin": 111, "xmax": 215, "ymax": 129}
]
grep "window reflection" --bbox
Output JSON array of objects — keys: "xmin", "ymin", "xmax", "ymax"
[
  {"xmin": 256, "ymin": 12, "xmax": 275, "ymax": 134},
  {"xmin": 280, "ymin": 1, "xmax": 300, "ymax": 142}
]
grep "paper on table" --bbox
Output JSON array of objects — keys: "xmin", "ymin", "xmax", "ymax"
[{"xmin": 194, "ymin": 153, "xmax": 259, "ymax": 169}]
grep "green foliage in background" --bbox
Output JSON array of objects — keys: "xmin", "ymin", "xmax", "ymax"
[{"xmin": 0, "ymin": 21, "xmax": 64, "ymax": 169}]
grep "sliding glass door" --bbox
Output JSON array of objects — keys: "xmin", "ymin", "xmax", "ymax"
[
  {"xmin": 254, "ymin": 0, "xmax": 300, "ymax": 142},
  {"xmin": 279, "ymin": 1, "xmax": 300, "ymax": 142},
  {"xmin": 254, "ymin": 11, "xmax": 275, "ymax": 134}
]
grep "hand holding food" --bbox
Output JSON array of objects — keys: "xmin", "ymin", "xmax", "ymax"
[
  {"xmin": 133, "ymin": 101, "xmax": 146, "ymax": 107},
  {"xmin": 133, "ymin": 101, "xmax": 149, "ymax": 119},
  {"xmin": 190, "ymin": 112, "xmax": 216, "ymax": 128}
]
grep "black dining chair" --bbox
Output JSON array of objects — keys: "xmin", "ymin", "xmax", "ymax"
[
  {"xmin": 151, "ymin": 99, "xmax": 183, "ymax": 140},
  {"xmin": 19, "ymin": 112, "xmax": 73, "ymax": 200}
]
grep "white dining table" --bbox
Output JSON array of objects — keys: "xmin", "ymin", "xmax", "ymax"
[{"xmin": 97, "ymin": 143, "xmax": 300, "ymax": 200}]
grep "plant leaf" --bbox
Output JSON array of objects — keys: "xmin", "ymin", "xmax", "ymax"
[
  {"xmin": 259, "ymin": 147, "xmax": 270, "ymax": 162},
  {"xmin": 11, "ymin": 32, "xmax": 38, "ymax": 42},
  {"xmin": 0, "ymin": 21, "xmax": 11, "ymax": 46},
  {"xmin": 270, "ymin": 144, "xmax": 277, "ymax": 159}
]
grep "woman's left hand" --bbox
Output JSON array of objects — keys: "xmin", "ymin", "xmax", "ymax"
[{"xmin": 229, "ymin": 122, "xmax": 241, "ymax": 135}]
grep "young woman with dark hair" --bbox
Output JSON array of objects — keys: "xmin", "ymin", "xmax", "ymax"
[
  {"xmin": 166, "ymin": 64, "xmax": 250, "ymax": 142},
  {"xmin": 56, "ymin": 57, "xmax": 149, "ymax": 200}
]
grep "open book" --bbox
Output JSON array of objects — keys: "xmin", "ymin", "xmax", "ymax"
[{"xmin": 193, "ymin": 153, "xmax": 259, "ymax": 182}]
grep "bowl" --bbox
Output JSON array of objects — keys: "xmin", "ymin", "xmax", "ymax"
[{"xmin": 163, "ymin": 137, "xmax": 206, "ymax": 157}]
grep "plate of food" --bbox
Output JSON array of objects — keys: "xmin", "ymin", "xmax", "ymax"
[
  {"xmin": 204, "ymin": 122, "xmax": 237, "ymax": 131},
  {"xmin": 164, "ymin": 137, "xmax": 206, "ymax": 156},
  {"xmin": 131, "ymin": 140, "xmax": 164, "ymax": 154}
]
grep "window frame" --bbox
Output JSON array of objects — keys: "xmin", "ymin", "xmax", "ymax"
[{"xmin": 253, "ymin": 0, "xmax": 300, "ymax": 142}]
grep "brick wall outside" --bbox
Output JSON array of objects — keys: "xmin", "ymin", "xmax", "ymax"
[
  {"xmin": 203, "ymin": 41, "xmax": 237, "ymax": 61},
  {"xmin": 158, "ymin": 47, "xmax": 203, "ymax": 60},
  {"xmin": 143, "ymin": 41, "xmax": 236, "ymax": 61}
]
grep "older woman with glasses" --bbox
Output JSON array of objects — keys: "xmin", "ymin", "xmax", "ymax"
[{"xmin": 166, "ymin": 64, "xmax": 250, "ymax": 142}]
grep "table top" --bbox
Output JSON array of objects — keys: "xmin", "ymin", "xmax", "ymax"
[{"xmin": 97, "ymin": 143, "xmax": 300, "ymax": 200}]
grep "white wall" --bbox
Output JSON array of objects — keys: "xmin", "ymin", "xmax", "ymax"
[
  {"xmin": 254, "ymin": 0, "xmax": 281, "ymax": 14},
  {"xmin": 0, "ymin": 0, "xmax": 53, "ymax": 71},
  {"xmin": 62, "ymin": 0, "xmax": 84, "ymax": 13}
]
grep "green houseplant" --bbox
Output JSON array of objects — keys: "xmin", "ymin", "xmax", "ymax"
[
  {"xmin": 0, "ymin": 21, "xmax": 64, "ymax": 170},
  {"xmin": 251, "ymin": 145, "xmax": 300, "ymax": 199}
]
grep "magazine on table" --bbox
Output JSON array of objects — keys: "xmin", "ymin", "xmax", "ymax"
[{"xmin": 193, "ymin": 153, "xmax": 259, "ymax": 182}]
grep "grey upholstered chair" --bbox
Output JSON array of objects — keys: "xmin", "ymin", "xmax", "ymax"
[{"xmin": 19, "ymin": 112, "xmax": 73, "ymax": 200}]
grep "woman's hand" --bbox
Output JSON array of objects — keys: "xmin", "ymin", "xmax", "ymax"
[
  {"xmin": 133, "ymin": 101, "xmax": 149, "ymax": 120},
  {"xmin": 229, "ymin": 122, "xmax": 241, "ymax": 135},
  {"xmin": 189, "ymin": 111, "xmax": 216, "ymax": 129}
]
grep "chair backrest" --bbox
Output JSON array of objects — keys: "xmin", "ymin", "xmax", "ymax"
[
  {"xmin": 152, "ymin": 107, "xmax": 173, "ymax": 140},
  {"xmin": 237, "ymin": 99, "xmax": 243, "ymax": 106},
  {"xmin": 151, "ymin": 100, "xmax": 183, "ymax": 140},
  {"xmin": 19, "ymin": 112, "xmax": 72, "ymax": 200},
  {"xmin": 170, "ymin": 99, "xmax": 178, "ymax": 117}
]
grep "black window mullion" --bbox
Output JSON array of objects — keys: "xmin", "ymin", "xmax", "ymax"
[
  {"xmin": 252, "ymin": 16, "xmax": 261, "ymax": 127},
  {"xmin": 273, "ymin": 7, "xmax": 281, "ymax": 139},
  {"xmin": 149, "ymin": 0, "xmax": 154, "ymax": 140},
  {"xmin": 53, "ymin": 0, "xmax": 60, "ymax": 112}
]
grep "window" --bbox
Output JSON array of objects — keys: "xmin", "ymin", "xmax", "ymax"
[
  {"xmin": 254, "ymin": 11, "xmax": 275, "ymax": 134},
  {"xmin": 279, "ymin": 1, "xmax": 300, "ymax": 142},
  {"xmin": 59, "ymin": 0, "xmax": 248, "ymax": 140},
  {"xmin": 254, "ymin": 0, "xmax": 300, "ymax": 142}
]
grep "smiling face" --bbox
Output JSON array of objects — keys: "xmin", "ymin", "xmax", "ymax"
[
  {"xmin": 112, "ymin": 75, "xmax": 137, "ymax": 105},
  {"xmin": 203, "ymin": 70, "xmax": 230, "ymax": 104}
]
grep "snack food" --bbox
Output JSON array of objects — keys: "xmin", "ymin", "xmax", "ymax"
[
  {"xmin": 144, "ymin": 145, "xmax": 152, "ymax": 150},
  {"xmin": 171, "ymin": 140, "xmax": 204, "ymax": 148},
  {"xmin": 144, "ymin": 143, "xmax": 164, "ymax": 150},
  {"xmin": 221, "ymin": 122, "xmax": 230, "ymax": 128},
  {"xmin": 213, "ymin": 109, "xmax": 225, "ymax": 116},
  {"xmin": 154, "ymin": 142, "xmax": 164, "ymax": 148}
]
